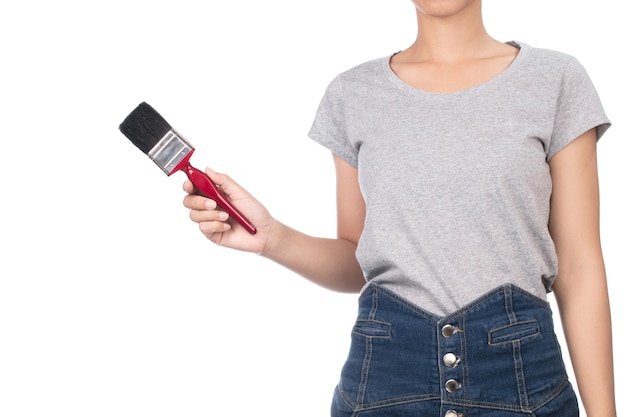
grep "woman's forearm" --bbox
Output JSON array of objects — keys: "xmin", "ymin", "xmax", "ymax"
[
  {"xmin": 553, "ymin": 270, "xmax": 616, "ymax": 417},
  {"xmin": 260, "ymin": 220, "xmax": 365, "ymax": 293}
]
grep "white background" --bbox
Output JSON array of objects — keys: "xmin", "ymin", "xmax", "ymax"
[{"xmin": 0, "ymin": 1, "xmax": 623, "ymax": 416}]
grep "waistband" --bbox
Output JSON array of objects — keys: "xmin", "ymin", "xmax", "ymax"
[{"xmin": 336, "ymin": 283, "xmax": 572, "ymax": 415}]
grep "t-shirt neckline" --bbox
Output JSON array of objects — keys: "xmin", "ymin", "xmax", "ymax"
[{"xmin": 383, "ymin": 41, "xmax": 527, "ymax": 97}]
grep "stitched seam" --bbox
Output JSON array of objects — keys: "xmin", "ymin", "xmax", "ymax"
[
  {"xmin": 337, "ymin": 384, "xmax": 358, "ymax": 411},
  {"xmin": 505, "ymin": 286, "xmax": 517, "ymax": 324},
  {"xmin": 510, "ymin": 285, "xmax": 551, "ymax": 307},
  {"xmin": 515, "ymin": 340, "xmax": 530, "ymax": 408},
  {"xmin": 376, "ymin": 286, "xmax": 439, "ymax": 322},
  {"xmin": 352, "ymin": 324, "xmax": 391, "ymax": 339},
  {"xmin": 369, "ymin": 286, "xmax": 379, "ymax": 320},
  {"xmin": 528, "ymin": 377, "xmax": 570, "ymax": 411},
  {"xmin": 488, "ymin": 320, "xmax": 540, "ymax": 345},
  {"xmin": 445, "ymin": 285, "xmax": 510, "ymax": 321},
  {"xmin": 442, "ymin": 399, "xmax": 531, "ymax": 412},
  {"xmin": 489, "ymin": 320, "xmax": 538, "ymax": 335},
  {"xmin": 511, "ymin": 343, "xmax": 521, "ymax": 407},
  {"xmin": 436, "ymin": 318, "xmax": 445, "ymax": 403},
  {"xmin": 489, "ymin": 331, "xmax": 541, "ymax": 346},
  {"xmin": 461, "ymin": 315, "xmax": 469, "ymax": 401},
  {"xmin": 356, "ymin": 336, "xmax": 373, "ymax": 406},
  {"xmin": 354, "ymin": 393, "xmax": 441, "ymax": 411},
  {"xmin": 442, "ymin": 378, "xmax": 569, "ymax": 413},
  {"xmin": 356, "ymin": 287, "xmax": 379, "ymax": 407}
]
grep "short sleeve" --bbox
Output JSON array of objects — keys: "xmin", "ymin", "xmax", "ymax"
[
  {"xmin": 548, "ymin": 57, "xmax": 611, "ymax": 160},
  {"xmin": 308, "ymin": 75, "xmax": 359, "ymax": 167}
]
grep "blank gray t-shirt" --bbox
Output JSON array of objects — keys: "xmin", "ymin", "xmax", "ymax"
[{"xmin": 308, "ymin": 42, "xmax": 610, "ymax": 316}]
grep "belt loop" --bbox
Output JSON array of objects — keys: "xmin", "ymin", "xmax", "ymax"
[
  {"xmin": 503, "ymin": 285, "xmax": 517, "ymax": 325},
  {"xmin": 368, "ymin": 285, "xmax": 379, "ymax": 320},
  {"xmin": 503, "ymin": 285, "xmax": 530, "ymax": 409}
]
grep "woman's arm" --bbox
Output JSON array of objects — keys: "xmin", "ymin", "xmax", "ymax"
[
  {"xmin": 259, "ymin": 155, "xmax": 365, "ymax": 291},
  {"xmin": 182, "ymin": 155, "xmax": 366, "ymax": 293},
  {"xmin": 548, "ymin": 128, "xmax": 616, "ymax": 417}
]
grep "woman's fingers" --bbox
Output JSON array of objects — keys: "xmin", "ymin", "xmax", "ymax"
[
  {"xmin": 188, "ymin": 205, "xmax": 228, "ymax": 223},
  {"xmin": 187, "ymin": 201, "xmax": 231, "ymax": 237},
  {"xmin": 183, "ymin": 193, "xmax": 214, "ymax": 210},
  {"xmin": 182, "ymin": 179, "xmax": 195, "ymax": 194},
  {"xmin": 198, "ymin": 218, "xmax": 231, "ymax": 236},
  {"xmin": 181, "ymin": 187, "xmax": 232, "ymax": 236}
]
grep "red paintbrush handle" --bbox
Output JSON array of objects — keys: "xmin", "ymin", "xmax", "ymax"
[{"xmin": 184, "ymin": 163, "xmax": 257, "ymax": 234}]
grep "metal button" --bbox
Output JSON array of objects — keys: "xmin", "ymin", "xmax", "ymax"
[
  {"xmin": 442, "ymin": 324, "xmax": 458, "ymax": 338},
  {"xmin": 445, "ymin": 379, "xmax": 460, "ymax": 393},
  {"xmin": 443, "ymin": 353, "xmax": 460, "ymax": 367},
  {"xmin": 444, "ymin": 411, "xmax": 460, "ymax": 417}
]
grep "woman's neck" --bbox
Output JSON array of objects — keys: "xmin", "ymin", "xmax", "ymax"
[
  {"xmin": 389, "ymin": 2, "xmax": 520, "ymax": 94},
  {"xmin": 407, "ymin": 1, "xmax": 500, "ymax": 64}
]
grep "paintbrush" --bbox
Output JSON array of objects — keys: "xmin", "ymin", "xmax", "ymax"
[{"xmin": 119, "ymin": 102, "xmax": 257, "ymax": 234}]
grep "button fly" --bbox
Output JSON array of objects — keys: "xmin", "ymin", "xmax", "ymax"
[
  {"xmin": 444, "ymin": 411, "xmax": 461, "ymax": 417},
  {"xmin": 442, "ymin": 324, "xmax": 458, "ymax": 338},
  {"xmin": 443, "ymin": 352, "xmax": 460, "ymax": 367},
  {"xmin": 445, "ymin": 379, "xmax": 460, "ymax": 393}
]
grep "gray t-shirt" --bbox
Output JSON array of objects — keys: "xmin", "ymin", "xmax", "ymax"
[{"xmin": 308, "ymin": 42, "xmax": 610, "ymax": 316}]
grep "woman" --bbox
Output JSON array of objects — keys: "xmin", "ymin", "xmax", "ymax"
[{"xmin": 183, "ymin": 1, "xmax": 616, "ymax": 415}]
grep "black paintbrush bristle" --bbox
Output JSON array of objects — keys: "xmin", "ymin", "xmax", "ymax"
[{"xmin": 119, "ymin": 102, "xmax": 173, "ymax": 154}]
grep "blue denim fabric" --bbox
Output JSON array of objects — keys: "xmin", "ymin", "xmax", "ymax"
[{"xmin": 331, "ymin": 283, "xmax": 578, "ymax": 417}]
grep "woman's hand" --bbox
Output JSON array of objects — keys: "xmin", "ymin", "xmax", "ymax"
[
  {"xmin": 183, "ymin": 159, "xmax": 364, "ymax": 293},
  {"xmin": 182, "ymin": 167, "xmax": 274, "ymax": 254}
]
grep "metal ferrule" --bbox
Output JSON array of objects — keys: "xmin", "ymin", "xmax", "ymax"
[{"xmin": 148, "ymin": 130, "xmax": 194, "ymax": 175}]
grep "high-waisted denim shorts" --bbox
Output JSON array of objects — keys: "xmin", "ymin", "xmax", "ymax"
[{"xmin": 331, "ymin": 283, "xmax": 578, "ymax": 417}]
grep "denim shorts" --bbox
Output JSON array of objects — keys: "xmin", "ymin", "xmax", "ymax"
[{"xmin": 331, "ymin": 283, "xmax": 578, "ymax": 417}]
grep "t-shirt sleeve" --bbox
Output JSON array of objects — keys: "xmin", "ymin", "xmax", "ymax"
[
  {"xmin": 308, "ymin": 75, "xmax": 359, "ymax": 167},
  {"xmin": 547, "ymin": 57, "xmax": 611, "ymax": 160}
]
